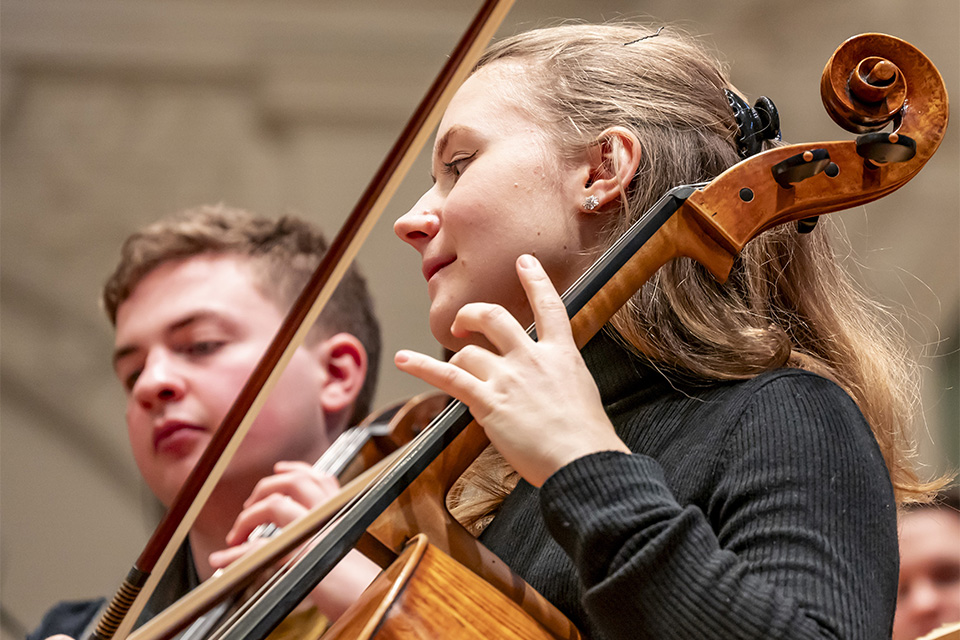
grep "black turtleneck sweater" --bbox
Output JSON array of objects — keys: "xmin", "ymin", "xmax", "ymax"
[{"xmin": 479, "ymin": 331, "xmax": 898, "ymax": 639}]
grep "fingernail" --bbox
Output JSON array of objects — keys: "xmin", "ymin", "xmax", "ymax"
[
  {"xmin": 518, "ymin": 254, "xmax": 536, "ymax": 269},
  {"xmin": 395, "ymin": 351, "xmax": 409, "ymax": 364}
]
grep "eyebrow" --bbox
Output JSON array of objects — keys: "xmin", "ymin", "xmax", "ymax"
[
  {"xmin": 437, "ymin": 124, "xmax": 477, "ymax": 161},
  {"xmin": 111, "ymin": 312, "xmax": 218, "ymax": 369},
  {"xmin": 429, "ymin": 125, "xmax": 475, "ymax": 182}
]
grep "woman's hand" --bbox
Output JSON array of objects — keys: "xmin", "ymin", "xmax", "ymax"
[
  {"xmin": 395, "ymin": 254, "xmax": 629, "ymax": 487},
  {"xmin": 208, "ymin": 461, "xmax": 380, "ymax": 620}
]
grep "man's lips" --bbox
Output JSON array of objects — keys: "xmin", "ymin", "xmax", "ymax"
[
  {"xmin": 153, "ymin": 421, "xmax": 205, "ymax": 450},
  {"xmin": 422, "ymin": 256, "xmax": 455, "ymax": 282}
]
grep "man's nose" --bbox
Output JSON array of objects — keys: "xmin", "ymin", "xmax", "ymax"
[{"xmin": 132, "ymin": 350, "xmax": 186, "ymax": 410}]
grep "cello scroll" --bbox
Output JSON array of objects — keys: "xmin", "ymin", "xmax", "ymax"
[
  {"xmin": 569, "ymin": 33, "xmax": 948, "ymax": 346},
  {"xmin": 682, "ymin": 33, "xmax": 948, "ymax": 276}
]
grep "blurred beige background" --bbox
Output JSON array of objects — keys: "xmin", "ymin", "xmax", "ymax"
[{"xmin": 2, "ymin": 1, "xmax": 957, "ymax": 637}]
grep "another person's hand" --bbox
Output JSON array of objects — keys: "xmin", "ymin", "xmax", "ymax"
[
  {"xmin": 219, "ymin": 460, "xmax": 340, "ymax": 552},
  {"xmin": 209, "ymin": 460, "xmax": 380, "ymax": 620}
]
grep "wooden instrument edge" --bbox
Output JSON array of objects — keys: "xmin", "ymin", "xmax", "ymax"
[{"xmin": 325, "ymin": 535, "xmax": 579, "ymax": 639}]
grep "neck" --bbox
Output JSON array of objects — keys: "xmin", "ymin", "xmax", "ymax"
[{"xmin": 187, "ymin": 481, "xmax": 253, "ymax": 581}]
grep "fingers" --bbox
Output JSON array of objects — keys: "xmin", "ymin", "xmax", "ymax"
[
  {"xmin": 395, "ymin": 349, "xmax": 483, "ymax": 406},
  {"xmin": 209, "ymin": 541, "xmax": 253, "ymax": 569},
  {"xmin": 227, "ymin": 465, "xmax": 340, "ymax": 546},
  {"xmin": 448, "ymin": 255, "xmax": 572, "ymax": 349},
  {"xmin": 226, "ymin": 493, "xmax": 305, "ymax": 546},
  {"xmin": 243, "ymin": 462, "xmax": 340, "ymax": 509},
  {"xmin": 442, "ymin": 255, "xmax": 571, "ymax": 353},
  {"xmin": 515, "ymin": 254, "xmax": 574, "ymax": 344},
  {"xmin": 395, "ymin": 255, "xmax": 573, "ymax": 403},
  {"xmin": 212, "ymin": 463, "xmax": 348, "ymax": 572},
  {"xmin": 450, "ymin": 303, "xmax": 526, "ymax": 355}
]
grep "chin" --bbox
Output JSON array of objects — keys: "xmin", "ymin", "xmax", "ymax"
[
  {"xmin": 148, "ymin": 481, "xmax": 179, "ymax": 509},
  {"xmin": 433, "ymin": 328, "xmax": 462, "ymax": 354},
  {"xmin": 429, "ymin": 307, "xmax": 457, "ymax": 352}
]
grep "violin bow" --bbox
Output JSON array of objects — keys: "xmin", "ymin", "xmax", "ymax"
[{"xmin": 91, "ymin": 2, "xmax": 514, "ymax": 638}]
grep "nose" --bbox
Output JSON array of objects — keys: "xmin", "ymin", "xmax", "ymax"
[
  {"xmin": 394, "ymin": 189, "xmax": 441, "ymax": 251},
  {"xmin": 902, "ymin": 578, "xmax": 944, "ymax": 618},
  {"xmin": 132, "ymin": 349, "xmax": 186, "ymax": 411}
]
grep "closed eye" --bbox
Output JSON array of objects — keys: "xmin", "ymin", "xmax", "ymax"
[
  {"xmin": 441, "ymin": 151, "xmax": 477, "ymax": 179},
  {"xmin": 183, "ymin": 341, "xmax": 225, "ymax": 357},
  {"xmin": 123, "ymin": 368, "xmax": 142, "ymax": 392}
]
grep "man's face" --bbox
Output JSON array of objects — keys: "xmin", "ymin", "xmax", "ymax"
[
  {"xmin": 113, "ymin": 254, "xmax": 334, "ymax": 506},
  {"xmin": 893, "ymin": 507, "xmax": 960, "ymax": 640}
]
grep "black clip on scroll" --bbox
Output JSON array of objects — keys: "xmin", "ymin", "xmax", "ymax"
[
  {"xmin": 726, "ymin": 90, "xmax": 781, "ymax": 159},
  {"xmin": 771, "ymin": 149, "xmax": 832, "ymax": 233},
  {"xmin": 726, "ymin": 89, "xmax": 826, "ymax": 233}
]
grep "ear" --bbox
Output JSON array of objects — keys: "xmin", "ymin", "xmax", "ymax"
[
  {"xmin": 577, "ymin": 127, "xmax": 642, "ymax": 213},
  {"xmin": 313, "ymin": 332, "xmax": 368, "ymax": 421}
]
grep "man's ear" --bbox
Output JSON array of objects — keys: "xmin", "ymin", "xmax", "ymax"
[
  {"xmin": 313, "ymin": 332, "xmax": 368, "ymax": 418},
  {"xmin": 577, "ymin": 127, "xmax": 642, "ymax": 213}
]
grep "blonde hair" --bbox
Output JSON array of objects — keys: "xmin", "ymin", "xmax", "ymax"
[
  {"xmin": 102, "ymin": 204, "xmax": 381, "ymax": 424},
  {"xmin": 449, "ymin": 23, "xmax": 941, "ymax": 532}
]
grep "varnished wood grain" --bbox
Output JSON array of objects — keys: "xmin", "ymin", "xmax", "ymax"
[{"xmin": 325, "ymin": 536, "xmax": 578, "ymax": 639}]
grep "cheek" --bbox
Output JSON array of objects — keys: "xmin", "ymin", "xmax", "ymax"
[
  {"xmin": 251, "ymin": 357, "xmax": 322, "ymax": 429},
  {"xmin": 205, "ymin": 356, "xmax": 267, "ymax": 418},
  {"xmin": 125, "ymin": 404, "xmax": 149, "ymax": 452}
]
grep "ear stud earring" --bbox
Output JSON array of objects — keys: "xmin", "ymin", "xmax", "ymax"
[{"xmin": 583, "ymin": 195, "xmax": 600, "ymax": 211}]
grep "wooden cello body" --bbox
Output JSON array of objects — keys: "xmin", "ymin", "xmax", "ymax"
[{"xmin": 324, "ymin": 535, "xmax": 577, "ymax": 640}]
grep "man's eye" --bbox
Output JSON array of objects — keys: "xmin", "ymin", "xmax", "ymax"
[
  {"xmin": 186, "ymin": 341, "xmax": 224, "ymax": 356},
  {"xmin": 932, "ymin": 562, "xmax": 960, "ymax": 586},
  {"xmin": 124, "ymin": 369, "xmax": 142, "ymax": 391}
]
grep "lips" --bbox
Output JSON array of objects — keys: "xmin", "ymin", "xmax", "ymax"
[
  {"xmin": 153, "ymin": 420, "xmax": 205, "ymax": 451},
  {"xmin": 422, "ymin": 256, "xmax": 455, "ymax": 282}
]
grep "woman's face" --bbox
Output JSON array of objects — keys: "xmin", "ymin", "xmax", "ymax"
[{"xmin": 395, "ymin": 62, "xmax": 600, "ymax": 351}]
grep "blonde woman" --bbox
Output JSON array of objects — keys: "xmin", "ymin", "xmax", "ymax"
[{"xmin": 394, "ymin": 23, "xmax": 941, "ymax": 639}]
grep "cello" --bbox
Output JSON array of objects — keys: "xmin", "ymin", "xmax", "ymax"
[{"xmin": 128, "ymin": 24, "xmax": 949, "ymax": 640}]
